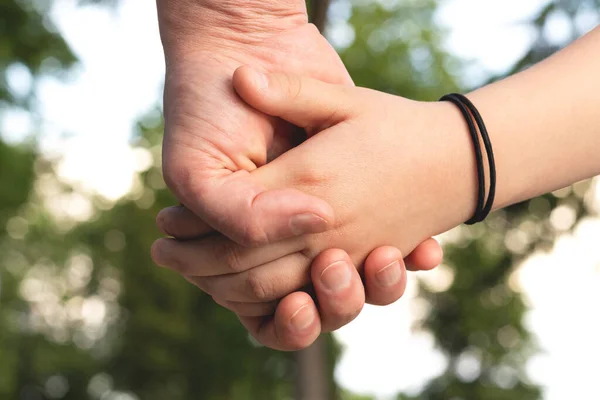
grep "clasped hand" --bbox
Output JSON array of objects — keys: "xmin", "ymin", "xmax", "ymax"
[{"xmin": 150, "ymin": 66, "xmax": 476, "ymax": 351}]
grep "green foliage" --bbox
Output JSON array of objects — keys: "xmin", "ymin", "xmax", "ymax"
[
  {"xmin": 0, "ymin": 140, "xmax": 35, "ymax": 227},
  {"xmin": 0, "ymin": 0, "xmax": 76, "ymax": 104},
  {"xmin": 338, "ymin": 0, "xmax": 460, "ymax": 99},
  {"xmin": 1, "ymin": 0, "xmax": 73, "ymax": 392},
  {"xmin": 490, "ymin": 0, "xmax": 600, "ymax": 82},
  {"xmin": 341, "ymin": 390, "xmax": 376, "ymax": 400}
]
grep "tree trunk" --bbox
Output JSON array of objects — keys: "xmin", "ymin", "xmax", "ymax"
[
  {"xmin": 294, "ymin": 337, "xmax": 330, "ymax": 400},
  {"xmin": 311, "ymin": 0, "xmax": 331, "ymax": 34},
  {"xmin": 294, "ymin": 3, "xmax": 333, "ymax": 400}
]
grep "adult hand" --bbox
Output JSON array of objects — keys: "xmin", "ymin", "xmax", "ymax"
[
  {"xmin": 157, "ymin": 0, "xmax": 350, "ymax": 245},
  {"xmin": 156, "ymin": 206, "xmax": 442, "ymax": 350}
]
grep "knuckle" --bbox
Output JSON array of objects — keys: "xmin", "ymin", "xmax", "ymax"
[
  {"xmin": 275, "ymin": 72, "xmax": 302, "ymax": 104},
  {"xmin": 213, "ymin": 239, "xmax": 245, "ymax": 273},
  {"xmin": 163, "ymin": 169, "xmax": 196, "ymax": 210},
  {"xmin": 245, "ymin": 271, "xmax": 271, "ymax": 302},
  {"xmin": 224, "ymin": 246, "xmax": 244, "ymax": 273},
  {"xmin": 162, "ymin": 159, "xmax": 211, "ymax": 210},
  {"xmin": 162, "ymin": 161, "xmax": 188, "ymax": 197},
  {"xmin": 239, "ymin": 221, "xmax": 269, "ymax": 247}
]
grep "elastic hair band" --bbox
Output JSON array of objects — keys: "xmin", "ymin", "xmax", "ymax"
[{"xmin": 439, "ymin": 93, "xmax": 496, "ymax": 225}]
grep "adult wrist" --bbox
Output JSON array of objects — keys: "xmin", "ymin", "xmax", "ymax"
[{"xmin": 157, "ymin": 0, "xmax": 308, "ymax": 58}]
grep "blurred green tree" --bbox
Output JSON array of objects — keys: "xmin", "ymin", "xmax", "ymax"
[{"xmin": 1, "ymin": 0, "xmax": 77, "ymax": 397}]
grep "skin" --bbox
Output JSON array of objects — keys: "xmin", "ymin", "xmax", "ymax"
[
  {"xmin": 154, "ymin": 25, "xmax": 600, "ymax": 349},
  {"xmin": 157, "ymin": 208, "xmax": 441, "ymax": 349},
  {"xmin": 154, "ymin": 0, "xmax": 442, "ymax": 349},
  {"xmin": 154, "ymin": 67, "xmax": 474, "ymax": 350},
  {"xmin": 158, "ymin": 0, "xmax": 356, "ymax": 243}
]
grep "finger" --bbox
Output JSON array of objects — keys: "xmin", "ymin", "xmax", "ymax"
[
  {"xmin": 187, "ymin": 252, "xmax": 310, "ymax": 303},
  {"xmin": 310, "ymin": 249, "xmax": 365, "ymax": 332},
  {"xmin": 212, "ymin": 296, "xmax": 279, "ymax": 317},
  {"xmin": 405, "ymin": 238, "xmax": 443, "ymax": 271},
  {"xmin": 151, "ymin": 234, "xmax": 304, "ymax": 277},
  {"xmin": 363, "ymin": 246, "xmax": 408, "ymax": 306},
  {"xmin": 233, "ymin": 66, "xmax": 361, "ymax": 133},
  {"xmin": 156, "ymin": 205, "xmax": 213, "ymax": 239},
  {"xmin": 239, "ymin": 292, "xmax": 321, "ymax": 351}
]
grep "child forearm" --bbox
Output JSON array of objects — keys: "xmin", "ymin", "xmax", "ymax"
[{"xmin": 460, "ymin": 26, "xmax": 600, "ymax": 210}]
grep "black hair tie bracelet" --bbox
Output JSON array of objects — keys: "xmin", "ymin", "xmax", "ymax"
[{"xmin": 439, "ymin": 93, "xmax": 496, "ymax": 225}]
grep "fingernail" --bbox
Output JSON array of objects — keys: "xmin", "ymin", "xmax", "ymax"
[
  {"xmin": 251, "ymin": 68, "xmax": 268, "ymax": 90},
  {"xmin": 289, "ymin": 213, "xmax": 329, "ymax": 236},
  {"xmin": 376, "ymin": 261, "xmax": 402, "ymax": 288},
  {"xmin": 320, "ymin": 261, "xmax": 352, "ymax": 292},
  {"xmin": 290, "ymin": 305, "xmax": 316, "ymax": 332}
]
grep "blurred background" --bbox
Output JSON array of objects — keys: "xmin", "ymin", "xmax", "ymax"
[{"xmin": 1, "ymin": 0, "xmax": 599, "ymax": 399}]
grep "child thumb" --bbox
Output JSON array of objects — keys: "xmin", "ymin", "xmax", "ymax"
[{"xmin": 233, "ymin": 66, "xmax": 356, "ymax": 131}]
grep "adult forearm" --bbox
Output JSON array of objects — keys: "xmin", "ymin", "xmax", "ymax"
[{"xmin": 464, "ymin": 26, "xmax": 600, "ymax": 211}]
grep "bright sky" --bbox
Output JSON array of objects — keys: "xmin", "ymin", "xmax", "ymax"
[{"xmin": 2, "ymin": 1, "xmax": 600, "ymax": 399}]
